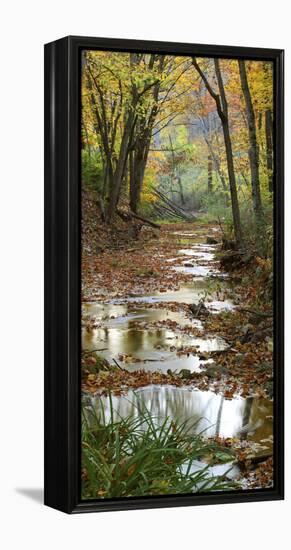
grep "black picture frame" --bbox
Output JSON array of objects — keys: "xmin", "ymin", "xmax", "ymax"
[{"xmin": 44, "ymin": 35, "xmax": 284, "ymax": 514}]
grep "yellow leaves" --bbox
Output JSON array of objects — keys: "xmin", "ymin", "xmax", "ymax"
[
  {"xmin": 86, "ymin": 373, "xmax": 97, "ymax": 389},
  {"xmin": 150, "ymin": 479, "xmax": 171, "ymax": 492},
  {"xmin": 140, "ymin": 191, "xmax": 157, "ymax": 204},
  {"xmin": 247, "ymin": 60, "xmax": 273, "ymax": 112},
  {"xmin": 254, "ymin": 256, "xmax": 272, "ymax": 271}
]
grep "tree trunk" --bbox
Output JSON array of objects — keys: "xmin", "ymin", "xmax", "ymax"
[
  {"xmin": 265, "ymin": 109, "xmax": 273, "ymax": 192},
  {"xmin": 207, "ymin": 154, "xmax": 213, "ymax": 193},
  {"xmin": 204, "ymin": 136, "xmax": 227, "ymax": 191},
  {"xmin": 238, "ymin": 60, "xmax": 263, "ymax": 223},
  {"xmin": 258, "ymin": 111, "xmax": 262, "ymax": 130},
  {"xmin": 176, "ymin": 176, "xmax": 185, "ymax": 205},
  {"xmin": 221, "ymin": 119, "xmax": 243, "ymax": 247},
  {"xmin": 214, "ymin": 59, "xmax": 243, "ymax": 247},
  {"xmin": 129, "ymin": 55, "xmax": 164, "ymax": 214},
  {"xmin": 106, "ymin": 108, "xmax": 137, "ymax": 221},
  {"xmin": 129, "ymin": 140, "xmax": 148, "ymax": 213},
  {"xmin": 192, "ymin": 57, "xmax": 243, "ymax": 246}
]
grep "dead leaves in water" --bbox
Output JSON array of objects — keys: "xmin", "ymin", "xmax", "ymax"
[
  {"xmin": 82, "ymin": 368, "xmax": 202, "ymax": 395},
  {"xmin": 82, "ymin": 220, "xmax": 273, "ymax": 400},
  {"xmin": 82, "ymin": 219, "xmax": 214, "ymax": 302}
]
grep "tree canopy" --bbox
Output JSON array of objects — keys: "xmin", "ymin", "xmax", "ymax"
[{"xmin": 82, "ymin": 50, "xmax": 273, "ymax": 251}]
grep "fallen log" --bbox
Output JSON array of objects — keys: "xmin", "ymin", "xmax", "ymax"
[
  {"xmin": 237, "ymin": 307, "xmax": 273, "ymax": 318},
  {"xmin": 129, "ymin": 210, "xmax": 161, "ymax": 229},
  {"xmin": 154, "ymin": 191, "xmax": 188, "ymax": 218},
  {"xmin": 116, "ymin": 209, "xmax": 160, "ymax": 230},
  {"xmin": 152, "ymin": 187, "xmax": 197, "ymax": 221},
  {"xmin": 236, "ymin": 454, "xmax": 273, "ymax": 470},
  {"xmin": 152, "ymin": 202, "xmax": 185, "ymax": 220}
]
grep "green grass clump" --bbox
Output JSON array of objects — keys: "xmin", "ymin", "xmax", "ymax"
[{"xmin": 81, "ymin": 395, "xmax": 237, "ymax": 500}]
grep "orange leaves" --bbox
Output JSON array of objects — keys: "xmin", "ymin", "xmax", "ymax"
[
  {"xmin": 126, "ymin": 464, "xmax": 137, "ymax": 477},
  {"xmin": 82, "ymin": 369, "xmax": 187, "ymax": 396},
  {"xmin": 87, "ymin": 374, "xmax": 97, "ymax": 382},
  {"xmin": 81, "ymin": 214, "xmax": 200, "ymax": 302},
  {"xmin": 86, "ymin": 356, "xmax": 97, "ymax": 365},
  {"xmin": 242, "ymin": 456, "xmax": 273, "ymax": 489},
  {"xmin": 243, "ymin": 352, "xmax": 257, "ymax": 365},
  {"xmin": 224, "ymin": 389, "xmax": 235, "ymax": 399},
  {"xmin": 254, "ymin": 255, "xmax": 272, "ymax": 272},
  {"xmin": 81, "ymin": 218, "xmax": 273, "ymax": 402}
]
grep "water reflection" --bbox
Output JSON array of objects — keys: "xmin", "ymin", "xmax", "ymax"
[
  {"xmin": 82, "ymin": 303, "xmax": 202, "ymax": 328},
  {"xmin": 82, "ymin": 230, "xmax": 273, "ymax": 484},
  {"xmin": 178, "ymin": 248, "xmax": 215, "ymax": 260},
  {"xmin": 82, "ymin": 323, "xmax": 227, "ymax": 373},
  {"xmin": 106, "ymin": 280, "xmax": 234, "ymax": 308},
  {"xmin": 82, "ymin": 274, "xmax": 233, "ymax": 372},
  {"xmin": 173, "ymin": 265, "xmax": 219, "ymax": 277},
  {"xmin": 87, "ymin": 385, "xmax": 273, "ymax": 448}
]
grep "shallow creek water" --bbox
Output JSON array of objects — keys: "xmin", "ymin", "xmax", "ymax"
[
  {"xmin": 83, "ymin": 236, "xmax": 233, "ymax": 371},
  {"xmin": 82, "ymin": 229, "xmax": 273, "ymax": 474},
  {"xmin": 83, "ymin": 385, "xmax": 273, "ymax": 480},
  {"xmin": 82, "ymin": 302, "xmax": 227, "ymax": 372}
]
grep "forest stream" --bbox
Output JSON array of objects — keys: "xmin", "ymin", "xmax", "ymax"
[{"xmin": 82, "ymin": 224, "xmax": 273, "ymax": 488}]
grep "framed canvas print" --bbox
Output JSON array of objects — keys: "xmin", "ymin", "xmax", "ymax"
[{"xmin": 44, "ymin": 36, "xmax": 284, "ymax": 513}]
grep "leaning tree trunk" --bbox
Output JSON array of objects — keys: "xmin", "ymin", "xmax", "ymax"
[
  {"xmin": 238, "ymin": 60, "xmax": 263, "ymax": 224},
  {"xmin": 192, "ymin": 57, "xmax": 243, "ymax": 247},
  {"xmin": 214, "ymin": 59, "xmax": 243, "ymax": 247},
  {"xmin": 265, "ymin": 109, "xmax": 273, "ymax": 192}
]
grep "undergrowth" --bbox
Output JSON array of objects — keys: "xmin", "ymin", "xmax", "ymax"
[{"xmin": 81, "ymin": 395, "xmax": 237, "ymax": 500}]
